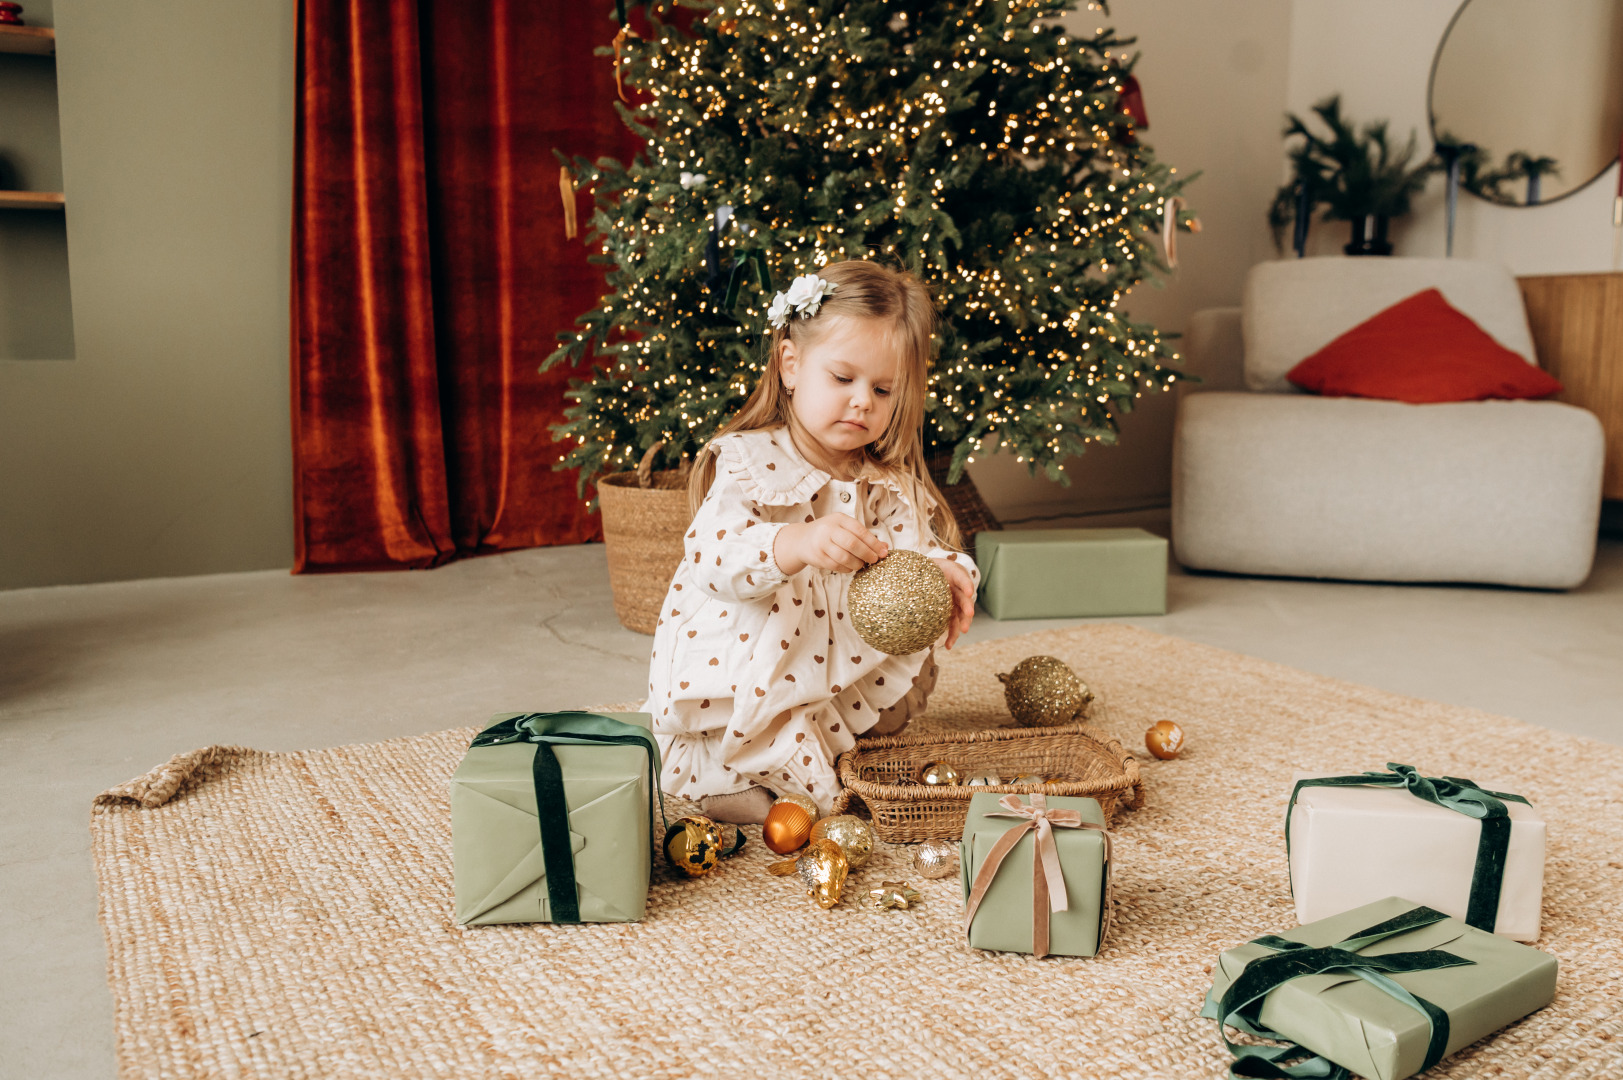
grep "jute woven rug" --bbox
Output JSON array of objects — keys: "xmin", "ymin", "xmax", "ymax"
[{"xmin": 92, "ymin": 625, "xmax": 1623, "ymax": 1079}]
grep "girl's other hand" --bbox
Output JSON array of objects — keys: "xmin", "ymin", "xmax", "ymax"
[
  {"xmin": 775, "ymin": 517, "xmax": 888, "ymax": 575},
  {"xmin": 932, "ymin": 556, "xmax": 976, "ymax": 649}
]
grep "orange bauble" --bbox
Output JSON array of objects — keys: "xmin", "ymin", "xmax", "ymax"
[
  {"xmin": 1145, "ymin": 720, "xmax": 1185, "ymax": 760},
  {"xmin": 762, "ymin": 801, "xmax": 815, "ymax": 854}
]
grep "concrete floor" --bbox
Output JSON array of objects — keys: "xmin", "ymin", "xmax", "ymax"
[{"xmin": 3, "ymin": 538, "xmax": 1621, "ymax": 1078}]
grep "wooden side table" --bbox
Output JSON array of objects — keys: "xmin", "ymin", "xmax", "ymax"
[{"xmin": 1517, "ymin": 272, "xmax": 1623, "ymax": 499}]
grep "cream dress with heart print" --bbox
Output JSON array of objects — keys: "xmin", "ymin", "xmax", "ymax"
[{"xmin": 642, "ymin": 427, "xmax": 979, "ymax": 815}]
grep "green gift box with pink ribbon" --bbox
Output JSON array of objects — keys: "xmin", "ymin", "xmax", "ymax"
[{"xmin": 960, "ymin": 791, "xmax": 1112, "ymax": 957}]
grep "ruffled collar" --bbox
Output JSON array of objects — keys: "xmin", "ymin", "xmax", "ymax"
[{"xmin": 711, "ymin": 427, "xmax": 918, "ymax": 507}]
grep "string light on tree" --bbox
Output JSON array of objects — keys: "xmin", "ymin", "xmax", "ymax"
[{"xmin": 546, "ymin": 0, "xmax": 1194, "ymax": 490}]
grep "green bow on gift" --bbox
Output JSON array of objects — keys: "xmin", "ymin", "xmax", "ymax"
[
  {"xmin": 1286, "ymin": 763, "xmax": 1529, "ymax": 933},
  {"xmin": 1202, "ymin": 905, "xmax": 1474, "ymax": 1079},
  {"xmin": 470, "ymin": 711, "xmax": 666, "ymax": 925}
]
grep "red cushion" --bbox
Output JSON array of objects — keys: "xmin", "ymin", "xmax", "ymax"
[{"xmin": 1285, "ymin": 288, "xmax": 1563, "ymax": 403}]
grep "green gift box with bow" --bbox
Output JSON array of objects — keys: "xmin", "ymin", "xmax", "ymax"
[
  {"xmin": 1202, "ymin": 896, "xmax": 1557, "ymax": 1080},
  {"xmin": 450, "ymin": 711, "xmax": 664, "ymax": 926},
  {"xmin": 960, "ymin": 791, "xmax": 1111, "ymax": 958}
]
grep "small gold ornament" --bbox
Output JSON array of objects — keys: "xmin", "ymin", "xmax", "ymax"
[
  {"xmin": 918, "ymin": 761, "xmax": 961, "ymax": 786},
  {"xmin": 663, "ymin": 816, "xmax": 742, "ymax": 877},
  {"xmin": 997, "ymin": 655, "xmax": 1095, "ymax": 727},
  {"xmin": 848, "ymin": 550, "xmax": 954, "ymax": 656},
  {"xmin": 767, "ymin": 838, "xmax": 850, "ymax": 909},
  {"xmin": 1011, "ymin": 773, "xmax": 1047, "ymax": 786},
  {"xmin": 866, "ymin": 880, "xmax": 923, "ymax": 911},
  {"xmin": 965, "ymin": 771, "xmax": 1003, "ymax": 786},
  {"xmin": 911, "ymin": 838, "xmax": 957, "ymax": 879},
  {"xmin": 1145, "ymin": 719, "xmax": 1186, "ymax": 760},
  {"xmin": 776, "ymin": 792, "xmax": 820, "ymax": 819},
  {"xmin": 763, "ymin": 800, "xmax": 816, "ymax": 855},
  {"xmin": 810, "ymin": 814, "xmax": 874, "ymax": 869}
]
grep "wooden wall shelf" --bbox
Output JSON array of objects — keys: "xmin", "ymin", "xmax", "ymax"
[
  {"xmin": 0, "ymin": 24, "xmax": 54, "ymax": 56},
  {"xmin": 1519, "ymin": 272, "xmax": 1623, "ymax": 500},
  {"xmin": 0, "ymin": 190, "xmax": 65, "ymax": 210}
]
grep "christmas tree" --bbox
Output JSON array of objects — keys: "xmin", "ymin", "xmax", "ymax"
[{"xmin": 546, "ymin": 0, "xmax": 1193, "ymax": 494}]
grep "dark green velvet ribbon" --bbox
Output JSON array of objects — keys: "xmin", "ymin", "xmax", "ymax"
[
  {"xmin": 1286, "ymin": 763, "xmax": 1529, "ymax": 933},
  {"xmin": 1202, "ymin": 905, "xmax": 1475, "ymax": 1079},
  {"xmin": 470, "ymin": 712, "xmax": 666, "ymax": 925},
  {"xmin": 721, "ymin": 250, "xmax": 772, "ymax": 312}
]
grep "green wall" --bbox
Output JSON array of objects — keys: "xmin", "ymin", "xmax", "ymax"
[{"xmin": 0, "ymin": 0, "xmax": 295, "ymax": 588}]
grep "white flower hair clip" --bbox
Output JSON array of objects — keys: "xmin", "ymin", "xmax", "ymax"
[{"xmin": 767, "ymin": 273, "xmax": 837, "ymax": 329}]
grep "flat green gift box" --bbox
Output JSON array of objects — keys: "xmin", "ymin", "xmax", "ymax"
[
  {"xmin": 960, "ymin": 791, "xmax": 1110, "ymax": 957},
  {"xmin": 974, "ymin": 527, "xmax": 1168, "ymax": 620},
  {"xmin": 450, "ymin": 711, "xmax": 659, "ymax": 926},
  {"xmin": 1202, "ymin": 896, "xmax": 1557, "ymax": 1080}
]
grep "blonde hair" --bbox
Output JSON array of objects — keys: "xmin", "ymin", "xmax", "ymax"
[{"xmin": 688, "ymin": 259, "xmax": 962, "ymax": 550}]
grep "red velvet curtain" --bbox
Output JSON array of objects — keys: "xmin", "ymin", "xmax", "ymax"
[{"xmin": 292, "ymin": 0, "xmax": 639, "ymax": 572}]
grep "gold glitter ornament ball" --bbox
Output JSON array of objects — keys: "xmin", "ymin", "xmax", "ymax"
[
  {"xmin": 847, "ymin": 550, "xmax": 953, "ymax": 656},
  {"xmin": 997, "ymin": 655, "xmax": 1095, "ymax": 727},
  {"xmin": 810, "ymin": 814, "xmax": 874, "ymax": 869},
  {"xmin": 911, "ymin": 838, "xmax": 958, "ymax": 878}
]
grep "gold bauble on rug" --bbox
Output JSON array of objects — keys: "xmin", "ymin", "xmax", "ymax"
[
  {"xmin": 911, "ymin": 838, "xmax": 958, "ymax": 879},
  {"xmin": 766, "ymin": 838, "xmax": 850, "ymax": 909},
  {"xmin": 762, "ymin": 801, "xmax": 816, "ymax": 855},
  {"xmin": 847, "ymin": 550, "xmax": 953, "ymax": 656},
  {"xmin": 997, "ymin": 655, "xmax": 1094, "ymax": 727},
  {"xmin": 809, "ymin": 814, "xmax": 874, "ymax": 869},
  {"xmin": 663, "ymin": 816, "xmax": 726, "ymax": 878},
  {"xmin": 1145, "ymin": 719, "xmax": 1186, "ymax": 760}
]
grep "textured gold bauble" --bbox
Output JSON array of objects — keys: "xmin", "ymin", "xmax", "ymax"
[
  {"xmin": 776, "ymin": 792, "xmax": 820, "ymax": 820},
  {"xmin": 911, "ymin": 838, "xmax": 958, "ymax": 879},
  {"xmin": 1146, "ymin": 719, "xmax": 1186, "ymax": 760},
  {"xmin": 810, "ymin": 814, "xmax": 874, "ymax": 869},
  {"xmin": 762, "ymin": 801, "xmax": 815, "ymax": 854},
  {"xmin": 767, "ymin": 838, "xmax": 850, "ymax": 909},
  {"xmin": 663, "ymin": 816, "xmax": 725, "ymax": 878},
  {"xmin": 847, "ymin": 550, "xmax": 954, "ymax": 656},
  {"xmin": 919, "ymin": 761, "xmax": 961, "ymax": 786},
  {"xmin": 997, "ymin": 655, "xmax": 1095, "ymax": 727}
]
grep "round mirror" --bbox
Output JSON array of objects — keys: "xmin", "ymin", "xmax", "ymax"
[{"xmin": 1429, "ymin": 0, "xmax": 1623, "ymax": 206}]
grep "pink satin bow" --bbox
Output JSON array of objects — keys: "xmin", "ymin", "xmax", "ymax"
[{"xmin": 963, "ymin": 793, "xmax": 1111, "ymax": 958}]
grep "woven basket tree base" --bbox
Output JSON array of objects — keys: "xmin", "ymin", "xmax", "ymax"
[
  {"xmin": 928, "ymin": 453, "xmax": 1000, "ymax": 546},
  {"xmin": 92, "ymin": 626, "xmax": 1623, "ymax": 1079}
]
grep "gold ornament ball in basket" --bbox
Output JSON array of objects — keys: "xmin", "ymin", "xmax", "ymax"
[
  {"xmin": 830, "ymin": 721, "xmax": 1144, "ymax": 843},
  {"xmin": 596, "ymin": 443, "xmax": 691, "ymax": 635}
]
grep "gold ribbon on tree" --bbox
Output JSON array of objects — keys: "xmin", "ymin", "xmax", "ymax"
[
  {"xmin": 1160, "ymin": 196, "xmax": 1201, "ymax": 268},
  {"xmin": 962, "ymin": 793, "xmax": 1111, "ymax": 958},
  {"xmin": 559, "ymin": 167, "xmax": 578, "ymax": 240},
  {"xmin": 613, "ymin": 25, "xmax": 636, "ymax": 104}
]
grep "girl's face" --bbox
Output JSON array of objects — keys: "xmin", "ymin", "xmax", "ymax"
[{"xmin": 780, "ymin": 316, "xmax": 901, "ymax": 463}]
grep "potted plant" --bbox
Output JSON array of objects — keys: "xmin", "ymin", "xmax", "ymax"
[{"xmin": 1268, "ymin": 96, "xmax": 1438, "ymax": 256}]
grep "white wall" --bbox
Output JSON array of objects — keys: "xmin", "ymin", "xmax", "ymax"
[{"xmin": 1286, "ymin": 0, "xmax": 1621, "ymax": 274}]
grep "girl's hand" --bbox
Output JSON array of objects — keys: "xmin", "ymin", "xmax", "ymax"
[
  {"xmin": 932, "ymin": 556, "xmax": 976, "ymax": 649},
  {"xmin": 774, "ymin": 517, "xmax": 889, "ymax": 576}
]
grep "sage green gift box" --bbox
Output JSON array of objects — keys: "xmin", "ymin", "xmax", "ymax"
[
  {"xmin": 1202, "ymin": 896, "xmax": 1557, "ymax": 1080},
  {"xmin": 960, "ymin": 792, "xmax": 1110, "ymax": 957},
  {"xmin": 975, "ymin": 528, "xmax": 1167, "ymax": 620},
  {"xmin": 450, "ymin": 711, "xmax": 660, "ymax": 926}
]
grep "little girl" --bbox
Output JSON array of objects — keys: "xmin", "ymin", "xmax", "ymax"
[{"xmin": 643, "ymin": 259, "xmax": 978, "ymax": 824}]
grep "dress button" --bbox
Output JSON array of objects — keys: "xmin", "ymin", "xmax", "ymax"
[{"xmin": 839, "ymin": 491, "xmax": 852, "ymax": 503}]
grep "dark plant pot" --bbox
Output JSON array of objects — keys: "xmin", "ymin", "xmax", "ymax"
[{"xmin": 1344, "ymin": 215, "xmax": 1393, "ymax": 256}]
